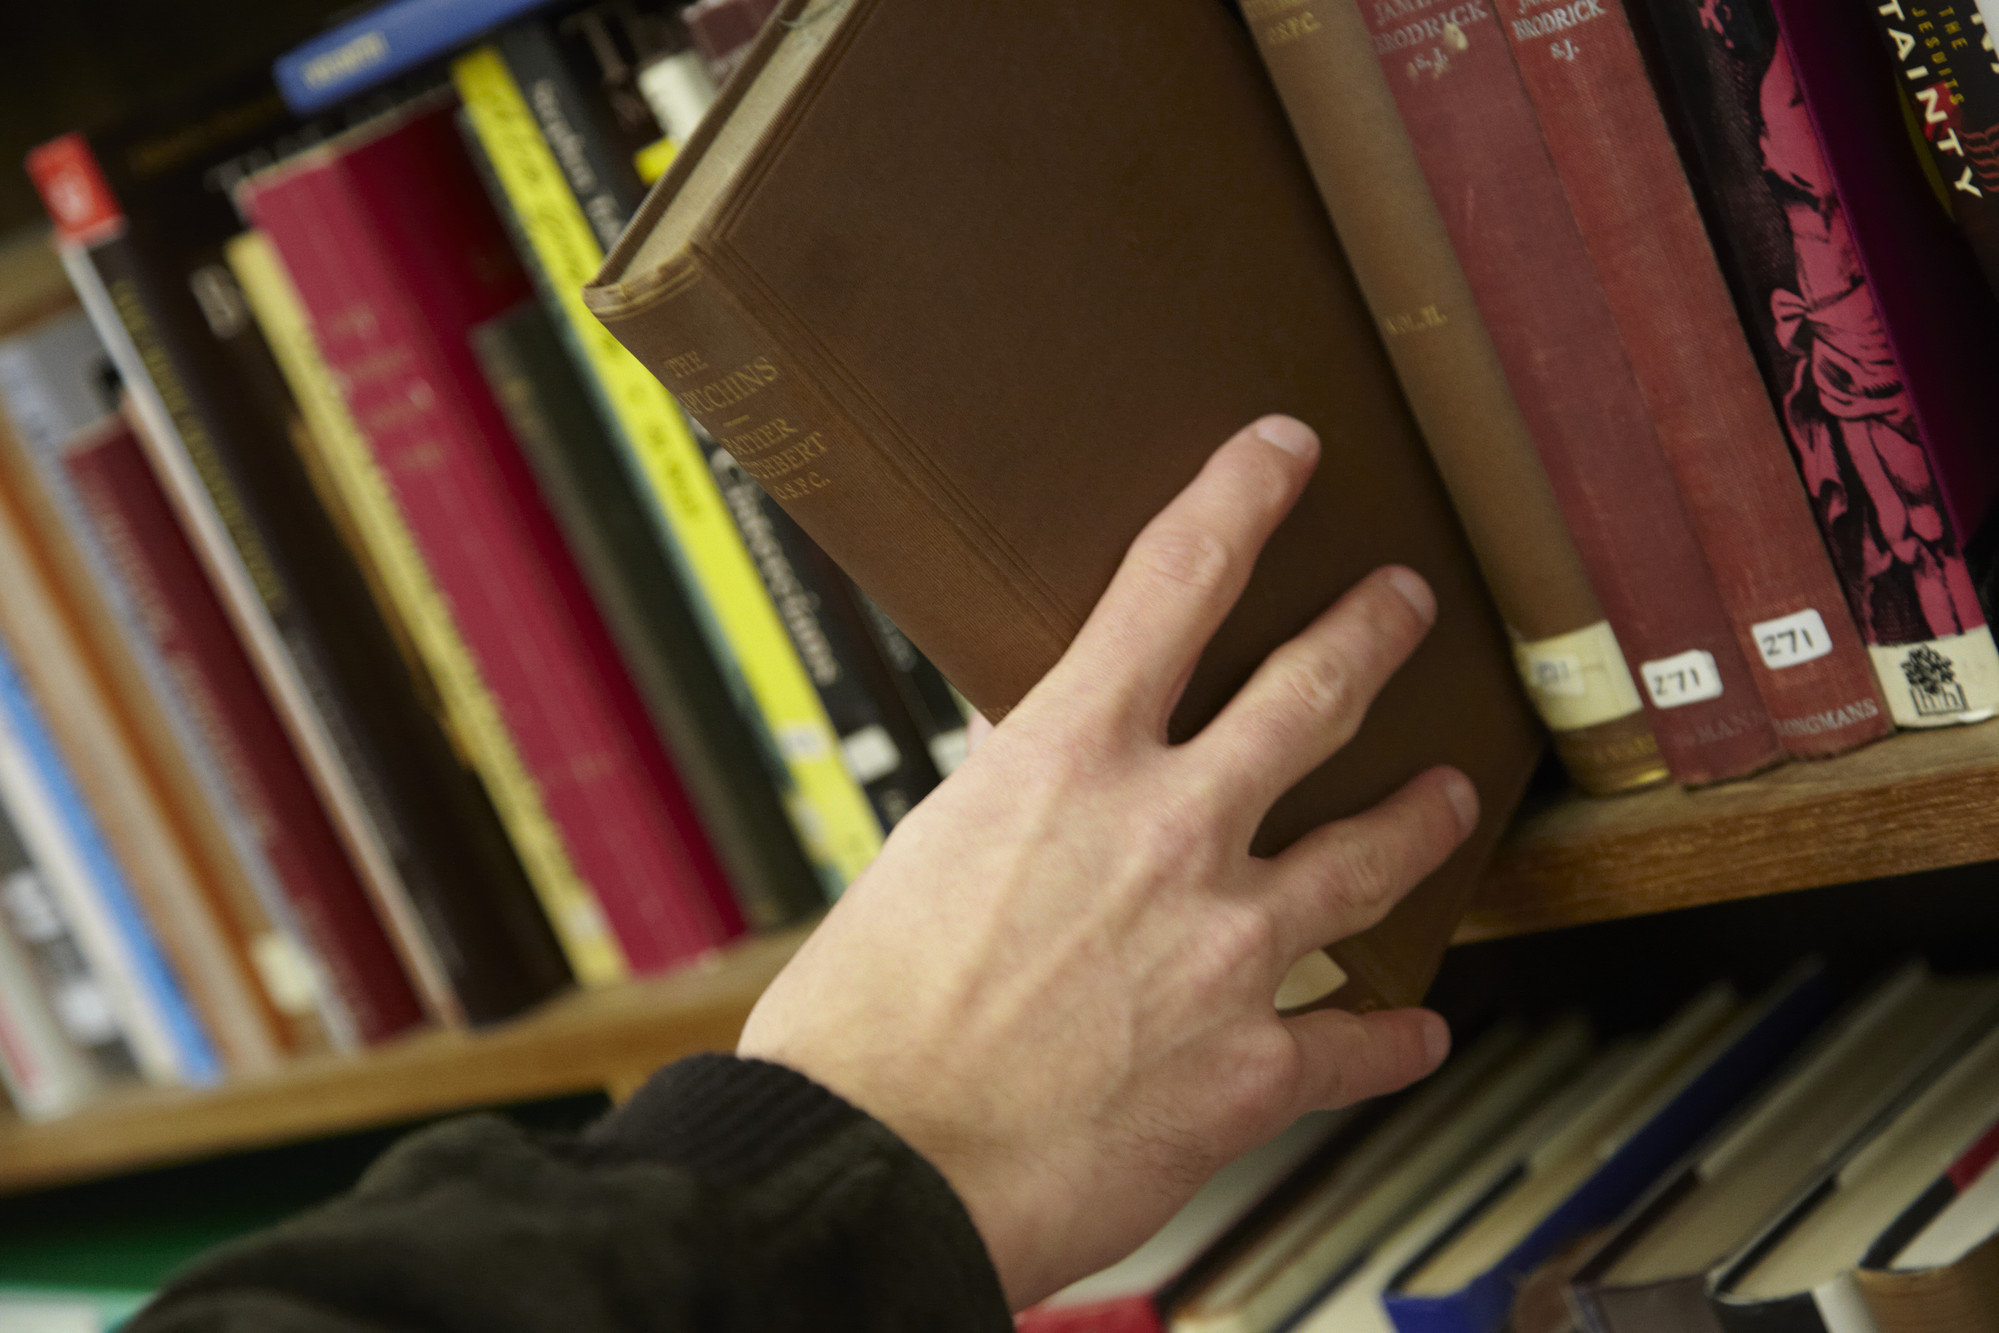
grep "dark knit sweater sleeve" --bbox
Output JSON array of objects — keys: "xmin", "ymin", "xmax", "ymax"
[{"xmin": 129, "ymin": 1055, "xmax": 1012, "ymax": 1333}]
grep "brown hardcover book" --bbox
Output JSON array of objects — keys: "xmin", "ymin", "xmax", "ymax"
[
  {"xmin": 1500, "ymin": 0, "xmax": 1888, "ymax": 759},
  {"xmin": 1358, "ymin": 0, "xmax": 1783, "ymax": 785},
  {"xmin": 1853, "ymin": 1119, "xmax": 1999, "ymax": 1333},
  {"xmin": 1245, "ymin": 0, "xmax": 1665, "ymax": 797},
  {"xmin": 586, "ymin": 0, "xmax": 1545, "ymax": 1011},
  {"xmin": 1859, "ymin": 1235, "xmax": 1999, "ymax": 1333}
]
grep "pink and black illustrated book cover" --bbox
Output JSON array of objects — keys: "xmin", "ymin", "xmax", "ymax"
[{"xmin": 1631, "ymin": 0, "xmax": 1999, "ymax": 729}]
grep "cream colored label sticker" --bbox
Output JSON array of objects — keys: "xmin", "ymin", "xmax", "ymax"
[
  {"xmin": 1752, "ymin": 608, "xmax": 1834, "ymax": 670},
  {"xmin": 839, "ymin": 725, "xmax": 902, "ymax": 785},
  {"xmin": 1871, "ymin": 629, "xmax": 1999, "ymax": 728},
  {"xmin": 1513, "ymin": 620, "xmax": 1645, "ymax": 730},
  {"xmin": 1641, "ymin": 649, "xmax": 1724, "ymax": 710},
  {"xmin": 251, "ymin": 933, "xmax": 324, "ymax": 1017}
]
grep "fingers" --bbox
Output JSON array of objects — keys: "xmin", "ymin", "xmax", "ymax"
[
  {"xmin": 1285, "ymin": 1006, "xmax": 1451, "ymax": 1113},
  {"xmin": 1190, "ymin": 566, "xmax": 1437, "ymax": 813},
  {"xmin": 1262, "ymin": 767, "xmax": 1478, "ymax": 960},
  {"xmin": 1053, "ymin": 416, "xmax": 1320, "ymax": 735}
]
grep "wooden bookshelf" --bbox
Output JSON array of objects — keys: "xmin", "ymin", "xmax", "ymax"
[
  {"xmin": 1463, "ymin": 724, "xmax": 1999, "ymax": 941},
  {"xmin": 4, "ymin": 725, "xmax": 1999, "ymax": 1195}
]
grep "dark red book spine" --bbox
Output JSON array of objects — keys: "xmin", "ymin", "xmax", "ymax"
[
  {"xmin": 1499, "ymin": 0, "xmax": 1888, "ymax": 757},
  {"xmin": 1015, "ymin": 1297, "xmax": 1163, "ymax": 1333},
  {"xmin": 63, "ymin": 419, "xmax": 421, "ymax": 1043},
  {"xmin": 1361, "ymin": 0, "xmax": 1782, "ymax": 783},
  {"xmin": 243, "ymin": 99, "xmax": 738, "ymax": 975}
]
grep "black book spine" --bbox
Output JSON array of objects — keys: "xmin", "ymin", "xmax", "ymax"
[
  {"xmin": 1862, "ymin": 0, "xmax": 1999, "ymax": 300},
  {"xmin": 708, "ymin": 443, "xmax": 942, "ymax": 829},
  {"xmin": 854, "ymin": 586, "xmax": 970, "ymax": 776}
]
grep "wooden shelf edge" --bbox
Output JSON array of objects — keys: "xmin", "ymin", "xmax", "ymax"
[
  {"xmin": 1460, "ymin": 724, "xmax": 1999, "ymax": 941},
  {"xmin": 0, "ymin": 928, "xmax": 806, "ymax": 1195}
]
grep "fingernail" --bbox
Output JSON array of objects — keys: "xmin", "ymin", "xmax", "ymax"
[
  {"xmin": 1422, "ymin": 1012, "xmax": 1452, "ymax": 1069},
  {"xmin": 1254, "ymin": 415, "xmax": 1319, "ymax": 461},
  {"xmin": 1382, "ymin": 566, "xmax": 1436, "ymax": 626},
  {"xmin": 1442, "ymin": 769, "xmax": 1480, "ymax": 835}
]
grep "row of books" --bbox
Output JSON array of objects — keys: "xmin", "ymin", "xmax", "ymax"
[
  {"xmin": 1234, "ymin": 0, "xmax": 1999, "ymax": 796},
  {"xmin": 1028, "ymin": 958, "xmax": 1999, "ymax": 1333},
  {"xmin": 0, "ymin": 0, "xmax": 976, "ymax": 1118}
]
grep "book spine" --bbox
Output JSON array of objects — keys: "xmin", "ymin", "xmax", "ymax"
[
  {"xmin": 0, "ymin": 447, "xmax": 285, "ymax": 1073},
  {"xmin": 1355, "ymin": 0, "xmax": 1785, "ymax": 785},
  {"xmin": 274, "ymin": 0, "xmax": 551, "ymax": 113},
  {"xmin": 58, "ymin": 416, "xmax": 411, "ymax": 1045},
  {"xmin": 494, "ymin": 22, "xmax": 652, "ymax": 255},
  {"xmin": 1865, "ymin": 1, "xmax": 1999, "ymax": 300},
  {"xmin": 1015, "ymin": 1299, "xmax": 1167, "ymax": 1333},
  {"xmin": 1498, "ymin": 0, "xmax": 1889, "ymax": 759},
  {"xmin": 0, "ymin": 806, "xmax": 133, "ymax": 1118},
  {"xmin": 46, "ymin": 226, "xmax": 451, "ymax": 1029},
  {"xmin": 243, "ymin": 102, "xmax": 738, "ymax": 979},
  {"xmin": 706, "ymin": 440, "xmax": 942, "ymax": 833},
  {"xmin": 0, "ymin": 634, "xmax": 217, "ymax": 1086},
  {"xmin": 1856, "ymin": 1238, "xmax": 1999, "ymax": 1332},
  {"xmin": 453, "ymin": 42, "xmax": 884, "ymax": 886},
  {"xmin": 855, "ymin": 591, "xmax": 972, "ymax": 777},
  {"xmin": 1635, "ymin": 0, "xmax": 1999, "ymax": 730},
  {"xmin": 1246, "ymin": 0, "xmax": 1668, "ymax": 795},
  {"xmin": 455, "ymin": 287, "xmax": 816, "ymax": 929},
  {"xmin": 0, "ymin": 847, "xmax": 142, "ymax": 1087},
  {"xmin": 0, "ymin": 890, "xmax": 104, "ymax": 1121},
  {"xmin": 227, "ymin": 233, "xmax": 575, "ymax": 1026},
  {"xmin": 0, "ymin": 318, "xmax": 342, "ymax": 1052},
  {"xmin": 225, "ymin": 229, "xmax": 613, "ymax": 986}
]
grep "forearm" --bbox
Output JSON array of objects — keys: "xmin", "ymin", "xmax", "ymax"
[{"xmin": 130, "ymin": 1056, "xmax": 1011, "ymax": 1333}]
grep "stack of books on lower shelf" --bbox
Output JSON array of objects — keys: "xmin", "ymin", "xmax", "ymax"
[{"xmin": 1026, "ymin": 958, "xmax": 1999, "ymax": 1333}]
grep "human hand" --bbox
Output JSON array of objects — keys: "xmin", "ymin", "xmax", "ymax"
[{"xmin": 735, "ymin": 415, "xmax": 1477, "ymax": 1309}]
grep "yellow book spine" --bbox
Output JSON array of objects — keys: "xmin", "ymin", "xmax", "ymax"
[
  {"xmin": 451, "ymin": 45, "xmax": 883, "ymax": 885},
  {"xmin": 226, "ymin": 230, "xmax": 628, "ymax": 987}
]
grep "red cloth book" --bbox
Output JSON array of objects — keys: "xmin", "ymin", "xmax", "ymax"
[
  {"xmin": 240, "ymin": 96, "xmax": 740, "ymax": 978},
  {"xmin": 1359, "ymin": 0, "xmax": 1784, "ymax": 785},
  {"xmin": 1500, "ymin": 0, "xmax": 1889, "ymax": 758}
]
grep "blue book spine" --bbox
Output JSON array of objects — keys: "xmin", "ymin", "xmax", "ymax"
[
  {"xmin": 0, "ymin": 637, "xmax": 219, "ymax": 1086},
  {"xmin": 275, "ymin": 0, "xmax": 563, "ymax": 113},
  {"xmin": 1384, "ymin": 970, "xmax": 1838, "ymax": 1333}
]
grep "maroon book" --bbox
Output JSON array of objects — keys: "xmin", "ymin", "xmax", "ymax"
[
  {"xmin": 240, "ymin": 96, "xmax": 741, "ymax": 978},
  {"xmin": 1362, "ymin": 0, "xmax": 1783, "ymax": 784},
  {"xmin": 63, "ymin": 416, "xmax": 422, "ymax": 1044},
  {"xmin": 1499, "ymin": 0, "xmax": 1888, "ymax": 757}
]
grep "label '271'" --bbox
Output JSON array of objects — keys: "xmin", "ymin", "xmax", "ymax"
[{"xmin": 1640, "ymin": 649, "xmax": 1723, "ymax": 709}]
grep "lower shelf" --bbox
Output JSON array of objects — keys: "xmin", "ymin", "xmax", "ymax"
[{"xmin": 6, "ymin": 724, "xmax": 1998, "ymax": 1195}]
